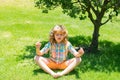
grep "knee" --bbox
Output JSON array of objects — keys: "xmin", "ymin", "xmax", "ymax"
[
  {"xmin": 34, "ymin": 55, "xmax": 42, "ymax": 62},
  {"xmin": 75, "ymin": 57, "xmax": 82, "ymax": 64}
]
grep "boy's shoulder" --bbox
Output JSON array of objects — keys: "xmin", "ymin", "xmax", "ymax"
[
  {"xmin": 66, "ymin": 41, "xmax": 72, "ymax": 46},
  {"xmin": 45, "ymin": 42, "xmax": 51, "ymax": 46}
]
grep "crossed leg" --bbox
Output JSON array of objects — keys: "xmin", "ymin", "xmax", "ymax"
[
  {"xmin": 34, "ymin": 56, "xmax": 58, "ymax": 78},
  {"xmin": 57, "ymin": 57, "xmax": 82, "ymax": 77},
  {"xmin": 34, "ymin": 55, "xmax": 81, "ymax": 78}
]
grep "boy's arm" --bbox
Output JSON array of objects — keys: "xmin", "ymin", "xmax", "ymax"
[
  {"xmin": 67, "ymin": 42, "xmax": 84, "ymax": 58},
  {"xmin": 35, "ymin": 42, "xmax": 44, "ymax": 56},
  {"xmin": 75, "ymin": 48, "xmax": 84, "ymax": 57},
  {"xmin": 36, "ymin": 48, "xmax": 44, "ymax": 56}
]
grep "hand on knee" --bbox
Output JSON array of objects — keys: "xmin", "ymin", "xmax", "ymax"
[
  {"xmin": 34, "ymin": 55, "xmax": 42, "ymax": 63},
  {"xmin": 75, "ymin": 57, "xmax": 82, "ymax": 64}
]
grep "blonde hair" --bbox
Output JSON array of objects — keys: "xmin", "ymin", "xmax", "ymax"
[{"xmin": 49, "ymin": 25, "xmax": 68, "ymax": 44}]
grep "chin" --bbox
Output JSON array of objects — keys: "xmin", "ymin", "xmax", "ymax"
[{"xmin": 56, "ymin": 41, "xmax": 62, "ymax": 43}]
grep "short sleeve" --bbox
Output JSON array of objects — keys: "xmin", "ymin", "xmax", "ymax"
[
  {"xmin": 40, "ymin": 42, "xmax": 51, "ymax": 54},
  {"xmin": 68, "ymin": 42, "xmax": 78, "ymax": 56}
]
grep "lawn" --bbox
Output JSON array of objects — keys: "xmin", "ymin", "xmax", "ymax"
[{"xmin": 0, "ymin": 0, "xmax": 120, "ymax": 80}]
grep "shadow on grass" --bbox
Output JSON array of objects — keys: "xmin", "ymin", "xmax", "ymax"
[
  {"xmin": 17, "ymin": 35, "xmax": 120, "ymax": 78},
  {"xmin": 33, "ymin": 68, "xmax": 81, "ymax": 78},
  {"xmin": 33, "ymin": 68, "xmax": 47, "ymax": 75},
  {"xmin": 79, "ymin": 40, "xmax": 120, "ymax": 73},
  {"xmin": 16, "ymin": 41, "xmax": 48, "ymax": 61}
]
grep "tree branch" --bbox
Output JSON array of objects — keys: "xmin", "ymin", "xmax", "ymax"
[
  {"xmin": 87, "ymin": 0, "xmax": 98, "ymax": 17},
  {"xmin": 77, "ymin": 0, "xmax": 87, "ymax": 9},
  {"xmin": 98, "ymin": 0, "xmax": 110, "ymax": 22},
  {"xmin": 101, "ymin": 11, "xmax": 112, "ymax": 25},
  {"xmin": 101, "ymin": 17, "xmax": 110, "ymax": 25},
  {"xmin": 100, "ymin": 0, "xmax": 110, "ymax": 16},
  {"xmin": 86, "ymin": 7, "xmax": 95, "ymax": 24}
]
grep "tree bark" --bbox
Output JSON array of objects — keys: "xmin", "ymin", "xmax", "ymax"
[{"xmin": 89, "ymin": 24, "xmax": 100, "ymax": 52}]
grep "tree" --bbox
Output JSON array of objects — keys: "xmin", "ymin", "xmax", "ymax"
[{"xmin": 34, "ymin": 0, "xmax": 120, "ymax": 52}]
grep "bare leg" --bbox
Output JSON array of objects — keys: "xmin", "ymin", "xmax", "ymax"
[
  {"xmin": 34, "ymin": 56, "xmax": 57, "ymax": 78},
  {"xmin": 57, "ymin": 57, "xmax": 81, "ymax": 77}
]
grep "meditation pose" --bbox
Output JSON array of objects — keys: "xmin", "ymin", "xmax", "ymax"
[{"xmin": 34, "ymin": 25, "xmax": 84, "ymax": 78}]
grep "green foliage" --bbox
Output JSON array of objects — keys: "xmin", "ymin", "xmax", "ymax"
[
  {"xmin": 0, "ymin": 0, "xmax": 120, "ymax": 80},
  {"xmin": 35, "ymin": 0, "xmax": 120, "ymax": 52},
  {"xmin": 35, "ymin": 0, "xmax": 120, "ymax": 20}
]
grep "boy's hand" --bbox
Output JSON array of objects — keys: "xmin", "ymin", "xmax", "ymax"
[
  {"xmin": 78, "ymin": 48, "xmax": 84, "ymax": 56},
  {"xmin": 35, "ymin": 42, "xmax": 41, "ymax": 49}
]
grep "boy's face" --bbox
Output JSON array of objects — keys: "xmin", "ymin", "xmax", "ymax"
[{"xmin": 54, "ymin": 31, "xmax": 64, "ymax": 43}]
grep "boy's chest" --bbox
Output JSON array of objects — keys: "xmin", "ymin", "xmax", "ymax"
[
  {"xmin": 50, "ymin": 44, "xmax": 66, "ymax": 53},
  {"xmin": 50, "ymin": 45, "xmax": 67, "ymax": 58}
]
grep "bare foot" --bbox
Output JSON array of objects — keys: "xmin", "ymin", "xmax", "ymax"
[
  {"xmin": 51, "ymin": 72, "xmax": 62, "ymax": 78},
  {"xmin": 56, "ymin": 72, "xmax": 63, "ymax": 77},
  {"xmin": 51, "ymin": 73, "xmax": 58, "ymax": 78}
]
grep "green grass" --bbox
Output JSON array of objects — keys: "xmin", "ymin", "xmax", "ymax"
[{"xmin": 0, "ymin": 0, "xmax": 120, "ymax": 80}]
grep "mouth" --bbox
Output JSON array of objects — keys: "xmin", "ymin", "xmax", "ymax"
[{"xmin": 57, "ymin": 37, "xmax": 62, "ymax": 40}]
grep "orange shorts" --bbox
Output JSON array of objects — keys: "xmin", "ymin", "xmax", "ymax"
[{"xmin": 46, "ymin": 59, "xmax": 67, "ymax": 70}]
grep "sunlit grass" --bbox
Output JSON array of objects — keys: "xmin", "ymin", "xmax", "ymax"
[{"xmin": 0, "ymin": 0, "xmax": 120, "ymax": 80}]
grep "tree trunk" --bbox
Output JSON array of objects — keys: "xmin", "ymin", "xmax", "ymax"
[{"xmin": 88, "ymin": 24, "xmax": 100, "ymax": 53}]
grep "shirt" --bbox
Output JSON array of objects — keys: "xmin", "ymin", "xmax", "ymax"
[{"xmin": 40, "ymin": 41, "xmax": 77, "ymax": 63}]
